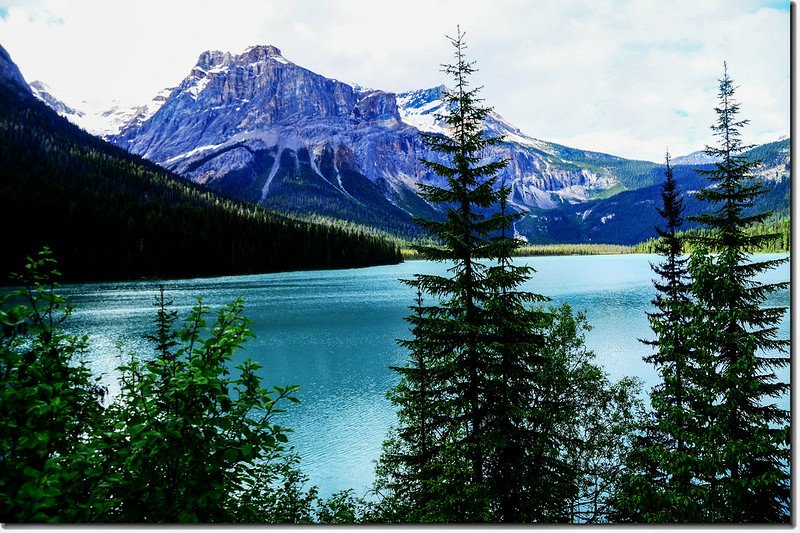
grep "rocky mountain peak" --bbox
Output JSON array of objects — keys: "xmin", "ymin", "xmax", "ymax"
[
  {"xmin": 29, "ymin": 80, "xmax": 83, "ymax": 117},
  {"xmin": 243, "ymin": 44, "xmax": 286, "ymax": 62},
  {"xmin": 195, "ymin": 50, "xmax": 233, "ymax": 71},
  {"xmin": 108, "ymin": 44, "xmax": 629, "ymax": 217},
  {"xmin": 193, "ymin": 45, "xmax": 289, "ymax": 73}
]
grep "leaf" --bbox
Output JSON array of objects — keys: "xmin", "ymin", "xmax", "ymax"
[{"xmin": 223, "ymin": 448, "xmax": 240, "ymax": 462}]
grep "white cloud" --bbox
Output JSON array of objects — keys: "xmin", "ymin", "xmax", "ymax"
[{"xmin": 0, "ymin": 0, "xmax": 789, "ymax": 161}]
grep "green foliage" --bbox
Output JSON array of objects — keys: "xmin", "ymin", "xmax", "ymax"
[
  {"xmin": 614, "ymin": 153, "xmax": 705, "ymax": 522},
  {"xmin": 513, "ymin": 243, "xmax": 635, "ymax": 256},
  {"xmin": 374, "ymin": 28, "xmax": 542, "ymax": 521},
  {"xmin": 683, "ymin": 66, "xmax": 789, "ymax": 523},
  {"xmin": 632, "ymin": 215, "xmax": 789, "ymax": 254},
  {"xmin": 0, "ymin": 83, "xmax": 402, "ymax": 283},
  {"xmin": 544, "ymin": 306, "xmax": 644, "ymax": 523},
  {"xmin": 616, "ymin": 65, "xmax": 790, "ymax": 524},
  {"xmin": 0, "ymin": 248, "xmax": 106, "ymax": 522},
  {"xmin": 0, "ymin": 251, "xmax": 367, "ymax": 524},
  {"xmin": 401, "ymin": 243, "xmax": 635, "ymax": 260},
  {"xmin": 82, "ymin": 288, "xmax": 305, "ymax": 522}
]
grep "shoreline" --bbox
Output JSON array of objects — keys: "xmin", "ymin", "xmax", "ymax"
[{"xmin": 401, "ymin": 244, "xmax": 791, "ymax": 260}]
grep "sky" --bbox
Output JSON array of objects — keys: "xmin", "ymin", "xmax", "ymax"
[{"xmin": 0, "ymin": 0, "xmax": 790, "ymax": 162}]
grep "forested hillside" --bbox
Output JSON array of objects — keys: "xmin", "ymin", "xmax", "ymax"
[
  {"xmin": 633, "ymin": 215, "xmax": 789, "ymax": 254},
  {"xmin": 0, "ymin": 62, "xmax": 401, "ymax": 283},
  {"xmin": 517, "ymin": 144, "xmax": 790, "ymax": 245}
]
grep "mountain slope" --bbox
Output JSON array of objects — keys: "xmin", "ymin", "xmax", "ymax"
[
  {"xmin": 0, "ymin": 44, "xmax": 401, "ymax": 282},
  {"xmin": 29, "ymin": 79, "xmax": 175, "ymax": 137}
]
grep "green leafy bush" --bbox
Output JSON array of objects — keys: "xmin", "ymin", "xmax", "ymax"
[{"xmin": 0, "ymin": 249, "xmax": 366, "ymax": 523}]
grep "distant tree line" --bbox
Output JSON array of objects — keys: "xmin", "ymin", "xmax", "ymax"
[
  {"xmin": 633, "ymin": 214, "xmax": 789, "ymax": 254},
  {"xmin": 0, "ymin": 35, "xmax": 789, "ymax": 524},
  {"xmin": 0, "ymin": 82, "xmax": 401, "ymax": 284}
]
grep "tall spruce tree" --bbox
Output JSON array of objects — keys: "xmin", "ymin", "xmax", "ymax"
[
  {"xmin": 687, "ymin": 64, "xmax": 790, "ymax": 522},
  {"xmin": 614, "ymin": 152, "xmax": 704, "ymax": 522},
  {"xmin": 372, "ymin": 28, "xmax": 642, "ymax": 525},
  {"xmin": 482, "ymin": 180, "xmax": 558, "ymax": 522},
  {"xmin": 372, "ymin": 28, "xmax": 552, "ymax": 522}
]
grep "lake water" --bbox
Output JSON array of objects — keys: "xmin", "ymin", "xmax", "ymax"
[{"xmin": 56, "ymin": 254, "xmax": 790, "ymax": 498}]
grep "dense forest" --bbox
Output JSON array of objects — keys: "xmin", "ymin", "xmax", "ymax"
[{"xmin": 0, "ymin": 77, "xmax": 401, "ymax": 283}]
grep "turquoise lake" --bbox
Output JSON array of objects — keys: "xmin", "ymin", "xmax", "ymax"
[{"xmin": 57, "ymin": 254, "xmax": 790, "ymax": 498}]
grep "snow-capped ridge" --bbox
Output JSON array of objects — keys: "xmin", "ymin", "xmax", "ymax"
[
  {"xmin": 30, "ymin": 80, "xmax": 83, "ymax": 118},
  {"xmin": 28, "ymin": 78, "xmax": 174, "ymax": 137}
]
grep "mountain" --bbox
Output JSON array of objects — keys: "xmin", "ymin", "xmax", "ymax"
[
  {"xmin": 517, "ymin": 139, "xmax": 790, "ymax": 244},
  {"xmin": 30, "ymin": 44, "xmax": 789, "ymax": 245},
  {"xmin": 670, "ymin": 149, "xmax": 720, "ymax": 166},
  {"xmin": 0, "ymin": 44, "xmax": 28, "ymax": 97},
  {"xmin": 88, "ymin": 45, "xmax": 663, "ymax": 238},
  {"xmin": 0, "ymin": 43, "xmax": 401, "ymax": 282}
]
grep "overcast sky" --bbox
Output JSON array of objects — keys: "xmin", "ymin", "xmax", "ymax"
[{"xmin": 0, "ymin": 0, "xmax": 790, "ymax": 161}]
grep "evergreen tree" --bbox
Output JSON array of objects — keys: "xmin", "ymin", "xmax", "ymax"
[
  {"xmin": 481, "ymin": 180, "xmax": 555, "ymax": 522},
  {"xmin": 372, "ymin": 27, "xmax": 546, "ymax": 521},
  {"xmin": 373, "ymin": 27, "xmax": 514, "ymax": 521},
  {"xmin": 372, "ymin": 28, "xmax": 642, "ymax": 524},
  {"xmin": 614, "ymin": 152, "xmax": 705, "ymax": 522},
  {"xmin": 686, "ymin": 64, "xmax": 790, "ymax": 522}
]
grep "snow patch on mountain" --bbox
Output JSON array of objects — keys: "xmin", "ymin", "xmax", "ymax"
[
  {"xmin": 28, "ymin": 79, "xmax": 173, "ymax": 137},
  {"xmin": 670, "ymin": 150, "xmax": 720, "ymax": 166},
  {"xmin": 396, "ymin": 86, "xmax": 447, "ymax": 135},
  {"xmin": 185, "ymin": 76, "xmax": 210, "ymax": 99},
  {"xmin": 163, "ymin": 142, "xmax": 226, "ymax": 165}
]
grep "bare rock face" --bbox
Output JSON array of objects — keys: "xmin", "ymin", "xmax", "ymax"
[{"xmin": 10, "ymin": 41, "xmax": 790, "ymax": 243}]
